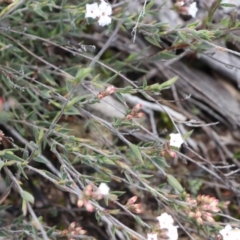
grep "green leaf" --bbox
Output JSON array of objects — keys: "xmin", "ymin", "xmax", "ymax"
[
  {"xmin": 145, "ymin": 36, "xmax": 162, "ymax": 48},
  {"xmin": 167, "ymin": 174, "xmax": 184, "ymax": 193},
  {"xmin": 105, "ymin": 72, "xmax": 119, "ymax": 83},
  {"xmin": 115, "ymin": 92, "xmax": 126, "ymax": 105},
  {"xmin": 143, "ymin": 78, "xmax": 147, "ymax": 88},
  {"xmin": 220, "ymin": 3, "xmax": 236, "ymax": 7},
  {"xmin": 158, "ymin": 76, "xmax": 178, "ymax": 89},
  {"xmin": 0, "ymin": 160, "xmax": 4, "ymax": 171},
  {"xmin": 37, "ymin": 129, "xmax": 44, "ymax": 145},
  {"xmin": 17, "ymin": 163, "xmax": 28, "ymax": 179},
  {"xmin": 66, "ymin": 96, "xmax": 84, "ymax": 109},
  {"xmin": 129, "ymin": 144, "xmax": 143, "ymax": 164},
  {"xmin": 0, "ymin": 205, "xmax": 11, "ymax": 211},
  {"xmin": 21, "ymin": 190, "xmax": 34, "ymax": 204},
  {"xmin": 22, "ymin": 199, "xmax": 27, "ymax": 216},
  {"xmin": 74, "ymin": 67, "xmax": 92, "ymax": 84},
  {"xmin": 33, "ymin": 156, "xmax": 49, "ymax": 164},
  {"xmin": 47, "ymin": 226, "xmax": 56, "ymax": 237},
  {"xmin": 0, "ymin": 230, "xmax": 9, "ymax": 237},
  {"xmin": 2, "ymin": 151, "xmax": 24, "ymax": 162},
  {"xmin": 183, "ymin": 130, "xmax": 194, "ymax": 140}
]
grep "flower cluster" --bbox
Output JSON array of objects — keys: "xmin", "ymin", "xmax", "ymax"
[
  {"xmin": 126, "ymin": 103, "xmax": 145, "ymax": 120},
  {"xmin": 97, "ymin": 85, "xmax": 116, "ymax": 100},
  {"xmin": 186, "ymin": 194, "xmax": 221, "ymax": 224},
  {"xmin": 125, "ymin": 196, "xmax": 142, "ymax": 214},
  {"xmin": 174, "ymin": 0, "xmax": 198, "ymax": 18},
  {"xmin": 61, "ymin": 222, "xmax": 87, "ymax": 240},
  {"xmin": 147, "ymin": 213, "xmax": 178, "ymax": 240},
  {"xmin": 85, "ymin": 0, "xmax": 112, "ymax": 26},
  {"xmin": 217, "ymin": 225, "xmax": 240, "ymax": 240},
  {"xmin": 77, "ymin": 183, "xmax": 110, "ymax": 212}
]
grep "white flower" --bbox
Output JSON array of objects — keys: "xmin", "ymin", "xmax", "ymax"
[
  {"xmin": 220, "ymin": 225, "xmax": 232, "ymax": 239},
  {"xmin": 85, "ymin": 3, "xmax": 100, "ymax": 19},
  {"xmin": 231, "ymin": 228, "xmax": 240, "ymax": 240},
  {"xmin": 167, "ymin": 224, "xmax": 178, "ymax": 240},
  {"xmin": 147, "ymin": 233, "xmax": 158, "ymax": 240},
  {"xmin": 157, "ymin": 212, "xmax": 174, "ymax": 229},
  {"xmin": 85, "ymin": 0, "xmax": 112, "ymax": 26},
  {"xmin": 98, "ymin": 0, "xmax": 112, "ymax": 26},
  {"xmin": 169, "ymin": 133, "xmax": 184, "ymax": 148},
  {"xmin": 157, "ymin": 213, "xmax": 178, "ymax": 240},
  {"xmin": 188, "ymin": 2, "xmax": 198, "ymax": 18},
  {"xmin": 219, "ymin": 225, "xmax": 240, "ymax": 240},
  {"xmin": 97, "ymin": 183, "xmax": 110, "ymax": 195}
]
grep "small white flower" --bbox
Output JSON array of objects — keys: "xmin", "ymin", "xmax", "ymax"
[
  {"xmin": 157, "ymin": 212, "xmax": 174, "ymax": 229},
  {"xmin": 157, "ymin": 213, "xmax": 178, "ymax": 240},
  {"xmin": 188, "ymin": 2, "xmax": 198, "ymax": 18},
  {"xmin": 97, "ymin": 183, "xmax": 110, "ymax": 195},
  {"xmin": 219, "ymin": 225, "xmax": 240, "ymax": 240},
  {"xmin": 220, "ymin": 225, "xmax": 232, "ymax": 239},
  {"xmin": 231, "ymin": 228, "xmax": 240, "ymax": 240},
  {"xmin": 167, "ymin": 224, "xmax": 178, "ymax": 240},
  {"xmin": 147, "ymin": 233, "xmax": 158, "ymax": 240},
  {"xmin": 169, "ymin": 133, "xmax": 184, "ymax": 148},
  {"xmin": 85, "ymin": 3, "xmax": 100, "ymax": 19},
  {"xmin": 98, "ymin": 0, "xmax": 112, "ymax": 26}
]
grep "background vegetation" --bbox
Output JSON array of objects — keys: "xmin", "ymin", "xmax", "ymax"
[{"xmin": 0, "ymin": 0, "xmax": 240, "ymax": 239}]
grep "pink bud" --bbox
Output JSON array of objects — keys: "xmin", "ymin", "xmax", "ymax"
[
  {"xmin": 77, "ymin": 199, "xmax": 84, "ymax": 208},
  {"xmin": 204, "ymin": 215, "xmax": 215, "ymax": 223},
  {"xmin": 84, "ymin": 184, "xmax": 93, "ymax": 196},
  {"xmin": 195, "ymin": 210, "xmax": 202, "ymax": 218},
  {"xmin": 127, "ymin": 196, "xmax": 138, "ymax": 205},
  {"xmin": 196, "ymin": 217, "xmax": 203, "ymax": 224},
  {"xmin": 97, "ymin": 93, "xmax": 104, "ymax": 100},
  {"xmin": 106, "ymin": 85, "xmax": 116, "ymax": 94},
  {"xmin": 169, "ymin": 150, "xmax": 177, "ymax": 158},
  {"xmin": 69, "ymin": 222, "xmax": 76, "ymax": 230},
  {"xmin": 188, "ymin": 211, "xmax": 195, "ymax": 218},
  {"xmin": 133, "ymin": 203, "xmax": 142, "ymax": 213},
  {"xmin": 126, "ymin": 114, "xmax": 133, "ymax": 120},
  {"xmin": 135, "ymin": 112, "xmax": 145, "ymax": 118},
  {"xmin": 132, "ymin": 103, "xmax": 142, "ymax": 113},
  {"xmin": 84, "ymin": 200, "xmax": 94, "ymax": 212}
]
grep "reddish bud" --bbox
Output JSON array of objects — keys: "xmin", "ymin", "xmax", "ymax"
[
  {"xmin": 133, "ymin": 203, "xmax": 142, "ymax": 213},
  {"xmin": 69, "ymin": 222, "xmax": 76, "ymax": 230},
  {"xmin": 132, "ymin": 103, "xmax": 142, "ymax": 113},
  {"xmin": 135, "ymin": 112, "xmax": 145, "ymax": 118},
  {"xmin": 196, "ymin": 217, "xmax": 203, "ymax": 224},
  {"xmin": 126, "ymin": 114, "xmax": 133, "ymax": 120},
  {"xmin": 127, "ymin": 196, "xmax": 138, "ymax": 205},
  {"xmin": 169, "ymin": 150, "xmax": 177, "ymax": 158},
  {"xmin": 84, "ymin": 184, "xmax": 93, "ymax": 196},
  {"xmin": 105, "ymin": 85, "xmax": 116, "ymax": 94},
  {"xmin": 84, "ymin": 200, "xmax": 94, "ymax": 212},
  {"xmin": 77, "ymin": 199, "xmax": 84, "ymax": 208}
]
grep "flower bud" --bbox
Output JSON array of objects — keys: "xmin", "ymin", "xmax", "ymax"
[
  {"xmin": 135, "ymin": 112, "xmax": 145, "ymax": 118},
  {"xmin": 196, "ymin": 217, "xmax": 203, "ymax": 224},
  {"xmin": 127, "ymin": 196, "xmax": 138, "ymax": 205},
  {"xmin": 105, "ymin": 85, "xmax": 116, "ymax": 94},
  {"xmin": 77, "ymin": 199, "xmax": 84, "ymax": 208},
  {"xmin": 84, "ymin": 200, "xmax": 94, "ymax": 212},
  {"xmin": 69, "ymin": 222, "xmax": 76, "ymax": 230},
  {"xmin": 132, "ymin": 103, "xmax": 142, "ymax": 113},
  {"xmin": 126, "ymin": 114, "xmax": 133, "ymax": 120}
]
